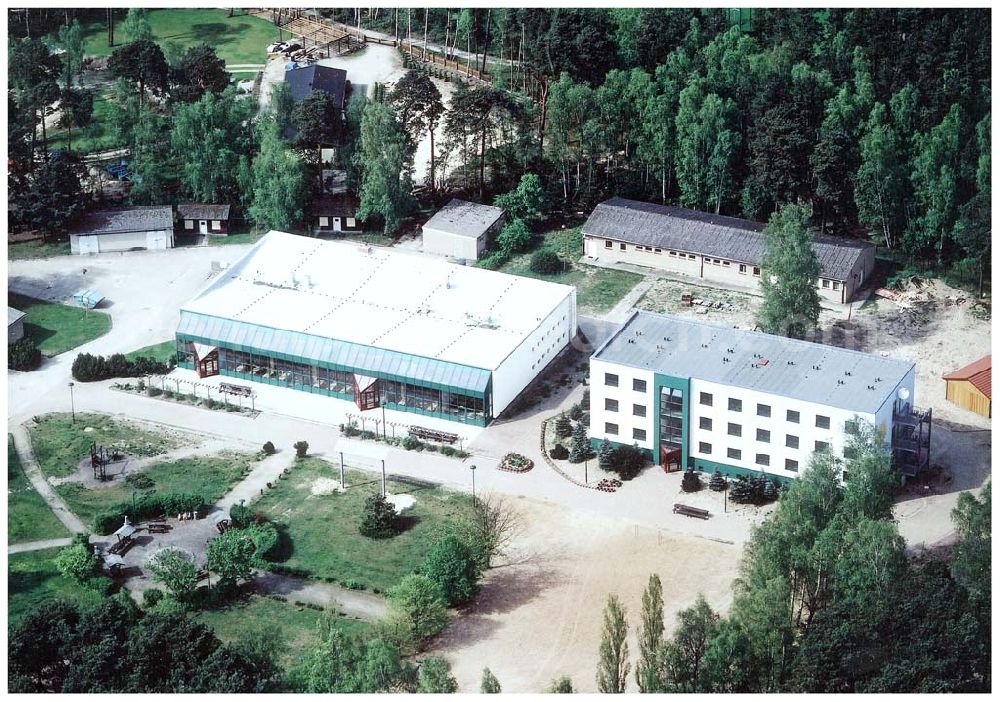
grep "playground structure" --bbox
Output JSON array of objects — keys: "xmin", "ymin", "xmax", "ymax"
[{"xmin": 90, "ymin": 441, "xmax": 124, "ymax": 481}]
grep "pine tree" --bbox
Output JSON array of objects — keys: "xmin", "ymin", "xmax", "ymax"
[
  {"xmin": 597, "ymin": 594, "xmax": 630, "ymax": 693},
  {"xmin": 709, "ymin": 470, "xmax": 727, "ymax": 492},
  {"xmin": 762, "ymin": 478, "xmax": 778, "ymax": 502},
  {"xmin": 580, "ymin": 389, "xmax": 591, "ymax": 411},
  {"xmin": 756, "ymin": 203, "xmax": 822, "ymax": 339},
  {"xmin": 568, "ymin": 422, "xmax": 591, "ymax": 464},
  {"xmin": 729, "ymin": 476, "xmax": 754, "ymax": 504},
  {"xmin": 636, "ymin": 574, "xmax": 666, "ymax": 692},
  {"xmin": 569, "ymin": 403, "xmax": 583, "ymax": 421},
  {"xmin": 554, "ymin": 413, "xmax": 572, "ymax": 439},
  {"xmin": 682, "ymin": 469, "xmax": 702, "ymax": 492},
  {"xmin": 480, "ymin": 667, "xmax": 501, "ymax": 693},
  {"xmin": 598, "ymin": 438, "xmax": 614, "ymax": 471}
]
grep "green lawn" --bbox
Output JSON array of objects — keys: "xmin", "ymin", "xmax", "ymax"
[
  {"xmin": 46, "ymin": 92, "xmax": 122, "ymax": 154},
  {"xmin": 499, "ymin": 227, "xmax": 643, "ymax": 314},
  {"xmin": 8, "ymin": 548, "xmax": 105, "ymax": 626},
  {"xmin": 55, "ymin": 451, "xmax": 258, "ymax": 525},
  {"xmin": 8, "ymin": 435, "xmax": 69, "ymax": 544},
  {"xmin": 66, "ymin": 9, "xmax": 278, "ymax": 65},
  {"xmin": 251, "ymin": 458, "xmax": 474, "ymax": 592},
  {"xmin": 196, "ymin": 594, "xmax": 369, "ymax": 671},
  {"xmin": 28, "ymin": 413, "xmax": 185, "ymax": 480},
  {"xmin": 207, "ymin": 230, "xmax": 265, "ymax": 247},
  {"xmin": 7, "ymin": 239, "xmax": 72, "ymax": 261},
  {"xmin": 8, "ymin": 293, "xmax": 112, "ymax": 357},
  {"xmin": 124, "ymin": 340, "xmax": 177, "ymax": 363}
]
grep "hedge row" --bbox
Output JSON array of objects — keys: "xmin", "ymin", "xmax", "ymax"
[
  {"xmin": 72, "ymin": 352, "xmax": 173, "ymax": 382},
  {"xmin": 91, "ymin": 492, "xmax": 205, "ymax": 534}
]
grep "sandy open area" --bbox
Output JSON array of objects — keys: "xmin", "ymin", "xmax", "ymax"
[{"xmin": 433, "ymin": 496, "xmax": 741, "ymax": 693}]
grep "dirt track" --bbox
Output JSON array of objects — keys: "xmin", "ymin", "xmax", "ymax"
[{"xmin": 433, "ymin": 497, "xmax": 741, "ymax": 693}]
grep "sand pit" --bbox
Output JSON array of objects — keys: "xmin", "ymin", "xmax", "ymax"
[
  {"xmin": 432, "ymin": 497, "xmax": 742, "ymax": 693},
  {"xmin": 310, "ymin": 477, "xmax": 344, "ymax": 496}
]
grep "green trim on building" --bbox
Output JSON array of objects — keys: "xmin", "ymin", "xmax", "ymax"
[
  {"xmin": 691, "ymin": 457, "xmax": 794, "ymax": 485},
  {"xmin": 588, "ymin": 436, "xmax": 654, "ymax": 462},
  {"xmin": 652, "ymin": 372, "xmax": 689, "ymax": 468}
]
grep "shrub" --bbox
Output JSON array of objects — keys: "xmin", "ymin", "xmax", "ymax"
[
  {"xmin": 293, "ymin": 440, "xmax": 309, "ymax": 458},
  {"xmin": 709, "ymin": 470, "xmax": 727, "ymax": 492},
  {"xmin": 553, "ymin": 413, "xmax": 572, "ymax": 439},
  {"xmin": 90, "ymin": 493, "xmax": 206, "ymax": 534},
  {"xmin": 359, "ymin": 492, "xmax": 401, "ymax": 539},
  {"xmin": 342, "ymin": 422, "xmax": 360, "ymax": 437},
  {"xmin": 762, "ymin": 478, "xmax": 779, "ymax": 502},
  {"xmin": 72, "ymin": 352, "xmax": 171, "ymax": 382},
  {"xmin": 83, "ymin": 575, "xmax": 116, "ymax": 597},
  {"xmin": 142, "ymin": 588, "xmax": 165, "ymax": 608},
  {"xmin": 681, "ymin": 468, "xmax": 702, "ymax": 492},
  {"xmin": 422, "ymin": 534, "xmax": 481, "ymax": 605},
  {"xmin": 608, "ymin": 443, "xmax": 647, "ymax": 480},
  {"xmin": 146, "ymin": 386, "xmax": 162, "ymax": 397},
  {"xmin": 530, "ymin": 250, "xmax": 563, "ymax": 275},
  {"xmin": 418, "ymin": 656, "xmax": 458, "ymax": 693},
  {"xmin": 342, "ymin": 579, "xmax": 365, "ymax": 590},
  {"xmin": 547, "ymin": 676, "xmax": 574, "ymax": 693},
  {"xmin": 230, "ymin": 503, "xmax": 254, "ymax": 529},
  {"xmin": 359, "ymin": 430, "xmax": 377, "ymax": 440},
  {"xmin": 729, "ymin": 476, "xmax": 756, "ymax": 504},
  {"xmin": 402, "ymin": 434, "xmax": 423, "ymax": 451},
  {"xmin": 262, "ymin": 441, "xmax": 276, "ymax": 455},
  {"xmin": 568, "ymin": 403, "xmax": 583, "ymax": 421},
  {"xmin": 440, "ymin": 445, "xmax": 456, "ymax": 457},
  {"xmin": 246, "ymin": 521, "xmax": 279, "ymax": 563},
  {"xmin": 580, "ymin": 389, "xmax": 590, "ymax": 410},
  {"xmin": 124, "ymin": 472, "xmax": 155, "ymax": 490},
  {"xmin": 56, "ymin": 542, "xmax": 97, "ymax": 582},
  {"xmin": 549, "ymin": 444, "xmax": 569, "ymax": 460},
  {"xmin": 8, "ymin": 337, "xmax": 41, "ymax": 371},
  {"xmin": 387, "ymin": 574, "xmax": 450, "ymax": 643},
  {"xmin": 146, "ymin": 548, "xmax": 199, "ymax": 602}
]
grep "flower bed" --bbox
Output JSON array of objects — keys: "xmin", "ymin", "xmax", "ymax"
[{"xmin": 499, "ymin": 452, "xmax": 533, "ymax": 473}]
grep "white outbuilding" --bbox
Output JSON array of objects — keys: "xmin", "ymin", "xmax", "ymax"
[
  {"xmin": 421, "ymin": 199, "xmax": 506, "ymax": 261},
  {"xmin": 70, "ymin": 206, "xmax": 175, "ymax": 254}
]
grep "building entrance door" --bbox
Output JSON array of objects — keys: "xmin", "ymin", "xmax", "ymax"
[{"xmin": 199, "ymin": 220, "xmax": 208, "ymax": 234}]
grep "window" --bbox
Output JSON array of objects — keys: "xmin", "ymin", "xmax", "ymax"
[
  {"xmin": 756, "ymin": 453, "xmax": 770, "ymax": 467},
  {"xmin": 211, "ymin": 220, "xmax": 221, "ymax": 230},
  {"xmin": 633, "ymin": 428, "xmax": 647, "ymax": 441},
  {"xmin": 786, "ymin": 434, "xmax": 799, "ymax": 449},
  {"xmin": 845, "ymin": 419, "xmax": 859, "ymax": 435},
  {"xmin": 816, "ymin": 415, "xmax": 831, "ymax": 429},
  {"xmin": 843, "ymin": 444, "xmax": 858, "ymax": 459},
  {"xmin": 620, "ymin": 242, "xmax": 626, "ymax": 251},
  {"xmin": 756, "ymin": 428, "xmax": 770, "ymax": 443},
  {"xmin": 757, "ymin": 403, "xmax": 771, "ymax": 418},
  {"xmin": 699, "ymin": 442, "xmax": 712, "ymax": 455},
  {"xmin": 822, "ymin": 279, "xmax": 831, "ymax": 289},
  {"xmin": 605, "ymin": 240, "xmax": 613, "ymax": 249},
  {"xmin": 700, "ymin": 392, "xmax": 713, "ymax": 407},
  {"xmin": 728, "ymin": 398, "xmax": 742, "ymax": 412},
  {"xmin": 654, "ymin": 248, "xmax": 662, "ymax": 254},
  {"xmin": 727, "ymin": 447, "xmax": 742, "ymax": 460},
  {"xmin": 815, "ymin": 440, "xmax": 830, "ymax": 452},
  {"xmin": 785, "ymin": 459, "xmax": 799, "ymax": 471},
  {"xmin": 633, "ymin": 404, "xmax": 646, "ymax": 418},
  {"xmin": 699, "ymin": 416, "xmax": 713, "ymax": 431},
  {"xmin": 319, "ymin": 216, "xmax": 330, "ymax": 227},
  {"xmin": 633, "ymin": 378, "xmax": 647, "ymax": 392},
  {"xmin": 605, "ymin": 373, "xmax": 619, "ymax": 387},
  {"xmin": 786, "ymin": 409, "xmax": 800, "ymax": 424},
  {"xmin": 184, "ymin": 219, "xmax": 194, "ymax": 230},
  {"xmin": 605, "ymin": 398, "xmax": 619, "ymax": 412},
  {"xmin": 722, "ymin": 260, "xmax": 731, "ymax": 267},
  {"xmin": 738, "ymin": 264, "xmax": 747, "ymax": 274},
  {"xmin": 727, "ymin": 422, "xmax": 742, "ymax": 437},
  {"xmin": 605, "ymin": 422, "xmax": 619, "ymax": 435},
  {"xmin": 832, "ymin": 281, "xmax": 841, "ymax": 290},
  {"xmin": 752, "ymin": 266, "xmax": 761, "ymax": 276},
  {"xmin": 346, "ymin": 217, "xmax": 357, "ymax": 228}
]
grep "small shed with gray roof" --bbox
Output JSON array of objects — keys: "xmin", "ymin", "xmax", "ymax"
[
  {"xmin": 582, "ymin": 198, "xmax": 875, "ymax": 304},
  {"xmin": 422, "ymin": 199, "xmax": 507, "ymax": 261},
  {"xmin": 69, "ymin": 206, "xmax": 175, "ymax": 254},
  {"xmin": 8, "ymin": 307, "xmax": 26, "ymax": 343},
  {"xmin": 177, "ymin": 204, "xmax": 232, "ymax": 236}
]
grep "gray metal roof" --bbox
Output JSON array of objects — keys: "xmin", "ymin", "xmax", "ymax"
[
  {"xmin": 582, "ymin": 198, "xmax": 871, "ymax": 282},
  {"xmin": 8, "ymin": 307, "xmax": 25, "ymax": 325},
  {"xmin": 593, "ymin": 311, "xmax": 914, "ymax": 415},
  {"xmin": 71, "ymin": 207, "xmax": 174, "ymax": 236},
  {"xmin": 423, "ymin": 199, "xmax": 506, "ymax": 238},
  {"xmin": 177, "ymin": 204, "xmax": 231, "ymax": 221}
]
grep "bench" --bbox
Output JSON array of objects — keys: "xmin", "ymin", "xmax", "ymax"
[
  {"xmin": 673, "ymin": 503, "xmax": 710, "ymax": 520},
  {"xmin": 146, "ymin": 523, "xmax": 171, "ymax": 534},
  {"xmin": 408, "ymin": 425, "xmax": 459, "ymax": 445}
]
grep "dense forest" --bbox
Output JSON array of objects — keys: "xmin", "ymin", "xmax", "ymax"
[{"xmin": 8, "ymin": 8, "xmax": 992, "ymax": 284}]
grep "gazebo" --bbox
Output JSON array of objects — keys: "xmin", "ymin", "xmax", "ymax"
[{"xmin": 108, "ymin": 516, "xmax": 137, "ymax": 555}]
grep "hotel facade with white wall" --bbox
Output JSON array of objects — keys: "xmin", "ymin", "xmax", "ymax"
[{"xmin": 589, "ymin": 311, "xmax": 927, "ymax": 482}]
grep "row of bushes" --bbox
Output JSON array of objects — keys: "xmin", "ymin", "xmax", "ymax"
[
  {"xmin": 91, "ymin": 492, "xmax": 206, "ymax": 534},
  {"xmin": 342, "ymin": 422, "xmax": 469, "ymax": 458},
  {"xmin": 72, "ymin": 352, "xmax": 173, "ymax": 382}
]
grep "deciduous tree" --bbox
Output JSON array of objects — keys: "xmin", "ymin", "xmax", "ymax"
[
  {"xmin": 596, "ymin": 594, "xmax": 630, "ymax": 693},
  {"xmin": 756, "ymin": 203, "xmax": 822, "ymax": 339}
]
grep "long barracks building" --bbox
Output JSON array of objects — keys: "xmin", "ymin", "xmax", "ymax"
[
  {"xmin": 589, "ymin": 311, "xmax": 931, "ymax": 483},
  {"xmin": 175, "ymin": 231, "xmax": 576, "ymax": 426}
]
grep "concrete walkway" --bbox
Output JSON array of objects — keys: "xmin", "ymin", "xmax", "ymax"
[
  {"xmin": 250, "ymin": 571, "xmax": 387, "ymax": 620},
  {"xmin": 603, "ymin": 278, "xmax": 655, "ymax": 323},
  {"xmin": 9, "ymin": 425, "xmax": 87, "ymax": 535},
  {"xmin": 8, "ymin": 537, "xmax": 73, "ymax": 554},
  {"xmin": 218, "ymin": 451, "xmax": 296, "ymax": 512}
]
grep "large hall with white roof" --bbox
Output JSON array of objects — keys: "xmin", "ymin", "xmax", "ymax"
[{"xmin": 175, "ymin": 231, "xmax": 577, "ymax": 426}]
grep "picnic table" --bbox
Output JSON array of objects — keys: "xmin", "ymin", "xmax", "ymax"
[
  {"xmin": 146, "ymin": 523, "xmax": 171, "ymax": 534},
  {"xmin": 672, "ymin": 503, "xmax": 710, "ymax": 520}
]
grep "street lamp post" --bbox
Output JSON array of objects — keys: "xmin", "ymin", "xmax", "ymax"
[
  {"xmin": 68, "ymin": 382, "xmax": 76, "ymax": 424},
  {"xmin": 469, "ymin": 464, "xmax": 477, "ymax": 501},
  {"xmin": 724, "ymin": 477, "xmax": 728, "ymax": 513}
]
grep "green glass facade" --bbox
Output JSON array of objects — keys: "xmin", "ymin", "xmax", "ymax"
[{"xmin": 652, "ymin": 372, "xmax": 690, "ymax": 468}]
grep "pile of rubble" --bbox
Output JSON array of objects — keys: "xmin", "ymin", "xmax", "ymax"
[{"xmin": 690, "ymin": 298, "xmax": 738, "ymax": 314}]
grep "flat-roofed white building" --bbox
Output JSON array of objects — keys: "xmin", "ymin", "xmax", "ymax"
[
  {"xmin": 175, "ymin": 231, "xmax": 576, "ymax": 426},
  {"xmin": 589, "ymin": 311, "xmax": 930, "ymax": 482},
  {"xmin": 422, "ymin": 199, "xmax": 506, "ymax": 261}
]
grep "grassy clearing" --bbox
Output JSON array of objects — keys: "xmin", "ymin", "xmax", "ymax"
[
  {"xmin": 46, "ymin": 92, "xmax": 122, "ymax": 154},
  {"xmin": 8, "ymin": 293, "xmax": 112, "ymax": 357},
  {"xmin": 55, "ymin": 451, "xmax": 258, "ymax": 525},
  {"xmin": 8, "ymin": 548, "xmax": 105, "ymax": 626},
  {"xmin": 195, "ymin": 594, "xmax": 369, "ymax": 670},
  {"xmin": 28, "ymin": 413, "xmax": 186, "ymax": 480},
  {"xmin": 251, "ymin": 458, "xmax": 474, "ymax": 592},
  {"xmin": 65, "ymin": 9, "xmax": 279, "ymax": 65},
  {"xmin": 7, "ymin": 239, "xmax": 73, "ymax": 261},
  {"xmin": 8, "ymin": 435, "xmax": 69, "ymax": 544},
  {"xmin": 206, "ymin": 230, "xmax": 265, "ymax": 246},
  {"xmin": 124, "ymin": 340, "xmax": 177, "ymax": 363},
  {"xmin": 499, "ymin": 227, "xmax": 643, "ymax": 314}
]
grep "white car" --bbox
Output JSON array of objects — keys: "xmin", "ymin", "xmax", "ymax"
[{"xmin": 266, "ymin": 41, "xmax": 288, "ymax": 54}]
